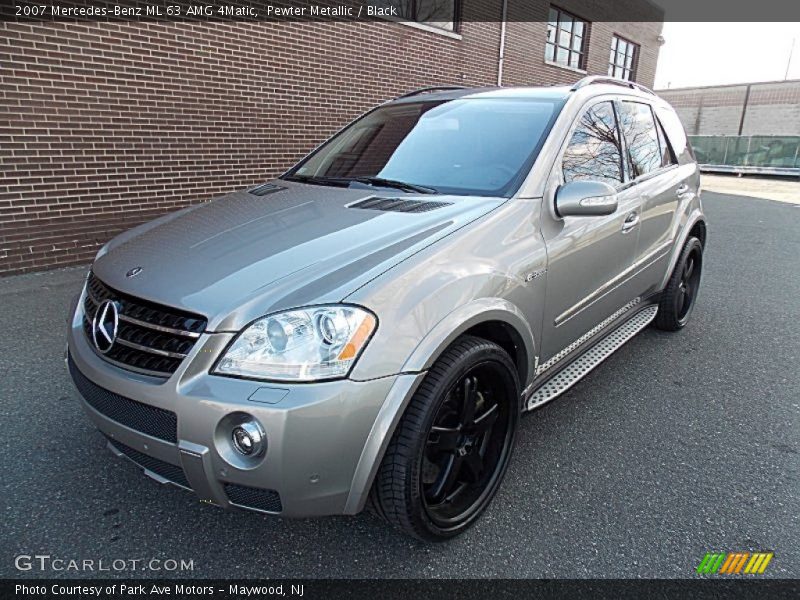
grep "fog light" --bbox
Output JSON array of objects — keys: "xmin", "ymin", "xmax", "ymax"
[{"xmin": 231, "ymin": 420, "xmax": 266, "ymax": 457}]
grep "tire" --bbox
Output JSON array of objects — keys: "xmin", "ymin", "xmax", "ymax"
[
  {"xmin": 655, "ymin": 236, "xmax": 703, "ymax": 331},
  {"xmin": 370, "ymin": 335, "xmax": 520, "ymax": 541}
]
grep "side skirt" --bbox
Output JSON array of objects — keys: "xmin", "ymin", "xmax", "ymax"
[{"xmin": 523, "ymin": 304, "xmax": 658, "ymax": 411}]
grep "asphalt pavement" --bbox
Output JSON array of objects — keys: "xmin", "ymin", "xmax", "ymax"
[{"xmin": 1, "ymin": 191, "xmax": 797, "ymax": 579}]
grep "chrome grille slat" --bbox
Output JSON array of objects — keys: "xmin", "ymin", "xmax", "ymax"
[
  {"xmin": 115, "ymin": 337, "xmax": 188, "ymax": 359},
  {"xmin": 84, "ymin": 285, "xmax": 201, "ymax": 339},
  {"xmin": 118, "ymin": 314, "xmax": 201, "ymax": 339},
  {"xmin": 82, "ymin": 272, "xmax": 207, "ymax": 376}
]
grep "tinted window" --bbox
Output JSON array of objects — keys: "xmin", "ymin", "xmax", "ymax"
[
  {"xmin": 395, "ymin": 0, "xmax": 459, "ymax": 32},
  {"xmin": 618, "ymin": 101, "xmax": 661, "ymax": 177},
  {"xmin": 290, "ymin": 98, "xmax": 562, "ymax": 197},
  {"xmin": 562, "ymin": 101, "xmax": 624, "ymax": 187}
]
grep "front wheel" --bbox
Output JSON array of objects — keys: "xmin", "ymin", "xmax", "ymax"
[
  {"xmin": 370, "ymin": 335, "xmax": 520, "ymax": 541},
  {"xmin": 655, "ymin": 236, "xmax": 703, "ymax": 331}
]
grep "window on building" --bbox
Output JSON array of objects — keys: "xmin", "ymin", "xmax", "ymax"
[
  {"xmin": 393, "ymin": 0, "xmax": 460, "ymax": 32},
  {"xmin": 562, "ymin": 101, "xmax": 624, "ymax": 187},
  {"xmin": 545, "ymin": 6, "xmax": 588, "ymax": 70},
  {"xmin": 609, "ymin": 35, "xmax": 638, "ymax": 81},
  {"xmin": 617, "ymin": 101, "xmax": 661, "ymax": 178}
]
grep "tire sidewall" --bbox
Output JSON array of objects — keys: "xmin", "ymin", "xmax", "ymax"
[
  {"xmin": 406, "ymin": 342, "xmax": 520, "ymax": 541},
  {"xmin": 658, "ymin": 236, "xmax": 703, "ymax": 331}
]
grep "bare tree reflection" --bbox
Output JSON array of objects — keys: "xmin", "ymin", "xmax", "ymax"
[
  {"xmin": 618, "ymin": 102, "xmax": 661, "ymax": 177},
  {"xmin": 562, "ymin": 102, "xmax": 624, "ymax": 186}
]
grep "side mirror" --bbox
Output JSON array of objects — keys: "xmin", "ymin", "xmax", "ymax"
[{"xmin": 555, "ymin": 180, "xmax": 618, "ymax": 217}]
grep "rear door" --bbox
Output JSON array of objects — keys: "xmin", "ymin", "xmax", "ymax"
[{"xmin": 615, "ymin": 100, "xmax": 684, "ymax": 296}]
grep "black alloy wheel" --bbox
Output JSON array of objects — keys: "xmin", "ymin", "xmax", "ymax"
[
  {"xmin": 422, "ymin": 366, "xmax": 513, "ymax": 527},
  {"xmin": 371, "ymin": 335, "xmax": 519, "ymax": 541},
  {"xmin": 655, "ymin": 236, "xmax": 704, "ymax": 331}
]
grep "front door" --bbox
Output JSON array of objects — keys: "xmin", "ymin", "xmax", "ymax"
[{"xmin": 538, "ymin": 99, "xmax": 642, "ymax": 364}]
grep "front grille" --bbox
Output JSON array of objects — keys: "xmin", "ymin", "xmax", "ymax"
[
  {"xmin": 69, "ymin": 355, "xmax": 178, "ymax": 443},
  {"xmin": 107, "ymin": 437, "xmax": 191, "ymax": 489},
  {"xmin": 82, "ymin": 272, "xmax": 206, "ymax": 377},
  {"xmin": 224, "ymin": 483, "xmax": 283, "ymax": 513}
]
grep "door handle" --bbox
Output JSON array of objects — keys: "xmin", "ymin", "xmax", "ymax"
[
  {"xmin": 676, "ymin": 183, "xmax": 690, "ymax": 196},
  {"xmin": 621, "ymin": 212, "xmax": 639, "ymax": 234}
]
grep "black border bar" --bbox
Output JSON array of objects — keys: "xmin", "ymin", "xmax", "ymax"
[
  {"xmin": 4, "ymin": 579, "xmax": 800, "ymax": 600},
  {"xmin": 3, "ymin": 0, "xmax": 800, "ymax": 22}
]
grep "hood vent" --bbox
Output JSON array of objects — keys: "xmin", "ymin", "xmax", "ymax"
[
  {"xmin": 350, "ymin": 197, "xmax": 452, "ymax": 213},
  {"xmin": 248, "ymin": 183, "xmax": 285, "ymax": 196}
]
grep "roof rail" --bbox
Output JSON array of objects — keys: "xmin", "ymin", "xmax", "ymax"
[
  {"xmin": 394, "ymin": 85, "xmax": 469, "ymax": 100},
  {"xmin": 571, "ymin": 75, "xmax": 656, "ymax": 96}
]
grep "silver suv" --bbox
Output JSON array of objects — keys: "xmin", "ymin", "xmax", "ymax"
[{"xmin": 67, "ymin": 76, "xmax": 706, "ymax": 541}]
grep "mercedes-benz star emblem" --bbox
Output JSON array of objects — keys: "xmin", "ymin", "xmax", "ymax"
[
  {"xmin": 126, "ymin": 266, "xmax": 143, "ymax": 278},
  {"xmin": 92, "ymin": 299, "xmax": 120, "ymax": 354}
]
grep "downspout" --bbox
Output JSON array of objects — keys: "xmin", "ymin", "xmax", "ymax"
[{"xmin": 497, "ymin": 0, "xmax": 508, "ymax": 86}]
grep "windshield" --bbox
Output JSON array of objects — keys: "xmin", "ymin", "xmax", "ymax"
[{"xmin": 284, "ymin": 97, "xmax": 564, "ymax": 197}]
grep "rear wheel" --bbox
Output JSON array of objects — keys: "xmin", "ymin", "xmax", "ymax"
[
  {"xmin": 371, "ymin": 335, "xmax": 519, "ymax": 541},
  {"xmin": 655, "ymin": 236, "xmax": 703, "ymax": 331}
]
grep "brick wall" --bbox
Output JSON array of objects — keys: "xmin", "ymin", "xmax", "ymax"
[
  {"xmin": 503, "ymin": 1, "xmax": 661, "ymax": 88},
  {"xmin": 1, "ymin": 7, "xmax": 662, "ymax": 275},
  {"xmin": 657, "ymin": 80, "xmax": 800, "ymax": 136}
]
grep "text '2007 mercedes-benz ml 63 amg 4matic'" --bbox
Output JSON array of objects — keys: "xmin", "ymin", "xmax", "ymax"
[{"xmin": 67, "ymin": 76, "xmax": 706, "ymax": 541}]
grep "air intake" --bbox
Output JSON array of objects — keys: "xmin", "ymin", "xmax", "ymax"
[
  {"xmin": 349, "ymin": 197, "xmax": 452, "ymax": 213},
  {"xmin": 248, "ymin": 183, "xmax": 285, "ymax": 196}
]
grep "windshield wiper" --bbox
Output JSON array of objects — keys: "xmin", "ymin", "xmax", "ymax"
[
  {"xmin": 282, "ymin": 174, "xmax": 351, "ymax": 187},
  {"xmin": 352, "ymin": 176, "xmax": 437, "ymax": 195}
]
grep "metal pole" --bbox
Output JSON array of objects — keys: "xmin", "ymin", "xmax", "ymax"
[
  {"xmin": 737, "ymin": 84, "xmax": 751, "ymax": 136},
  {"xmin": 497, "ymin": 0, "xmax": 508, "ymax": 86},
  {"xmin": 785, "ymin": 37, "xmax": 796, "ymax": 81}
]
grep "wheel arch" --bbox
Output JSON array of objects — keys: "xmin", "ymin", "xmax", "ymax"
[
  {"xmin": 660, "ymin": 209, "xmax": 707, "ymax": 290},
  {"xmin": 342, "ymin": 298, "xmax": 536, "ymax": 515}
]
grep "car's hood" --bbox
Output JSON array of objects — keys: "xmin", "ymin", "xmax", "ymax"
[{"xmin": 92, "ymin": 181, "xmax": 504, "ymax": 331}]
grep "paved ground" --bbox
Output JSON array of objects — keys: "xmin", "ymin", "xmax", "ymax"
[
  {"xmin": 1, "ymin": 192, "xmax": 797, "ymax": 579},
  {"xmin": 702, "ymin": 174, "xmax": 800, "ymax": 205}
]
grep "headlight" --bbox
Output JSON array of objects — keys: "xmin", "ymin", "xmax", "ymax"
[{"xmin": 213, "ymin": 305, "xmax": 377, "ymax": 382}]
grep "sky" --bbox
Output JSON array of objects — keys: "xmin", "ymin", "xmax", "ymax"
[{"xmin": 654, "ymin": 22, "xmax": 800, "ymax": 89}]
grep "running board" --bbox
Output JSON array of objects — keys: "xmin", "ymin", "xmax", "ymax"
[{"xmin": 526, "ymin": 305, "xmax": 658, "ymax": 411}]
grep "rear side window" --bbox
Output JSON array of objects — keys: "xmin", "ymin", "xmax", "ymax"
[
  {"xmin": 562, "ymin": 101, "xmax": 624, "ymax": 188},
  {"xmin": 617, "ymin": 101, "xmax": 661, "ymax": 178}
]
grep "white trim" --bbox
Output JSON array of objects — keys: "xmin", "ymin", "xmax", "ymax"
[
  {"xmin": 544, "ymin": 59, "xmax": 588, "ymax": 75},
  {"xmin": 378, "ymin": 16, "xmax": 463, "ymax": 40}
]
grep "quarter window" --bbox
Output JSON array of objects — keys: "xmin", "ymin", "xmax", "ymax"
[
  {"xmin": 562, "ymin": 101, "xmax": 624, "ymax": 187},
  {"xmin": 617, "ymin": 101, "xmax": 662, "ymax": 178},
  {"xmin": 609, "ymin": 35, "xmax": 638, "ymax": 81},
  {"xmin": 546, "ymin": 6, "xmax": 588, "ymax": 70},
  {"xmin": 656, "ymin": 118, "xmax": 677, "ymax": 168}
]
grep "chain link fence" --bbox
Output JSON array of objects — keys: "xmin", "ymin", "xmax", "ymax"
[{"xmin": 689, "ymin": 135, "xmax": 800, "ymax": 176}]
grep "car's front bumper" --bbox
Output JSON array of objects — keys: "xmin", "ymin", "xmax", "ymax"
[{"xmin": 66, "ymin": 299, "xmax": 422, "ymax": 517}]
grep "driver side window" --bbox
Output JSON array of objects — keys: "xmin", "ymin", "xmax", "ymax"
[{"xmin": 562, "ymin": 101, "xmax": 624, "ymax": 188}]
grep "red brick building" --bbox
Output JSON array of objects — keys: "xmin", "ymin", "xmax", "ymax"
[{"xmin": 1, "ymin": 1, "xmax": 663, "ymax": 275}]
